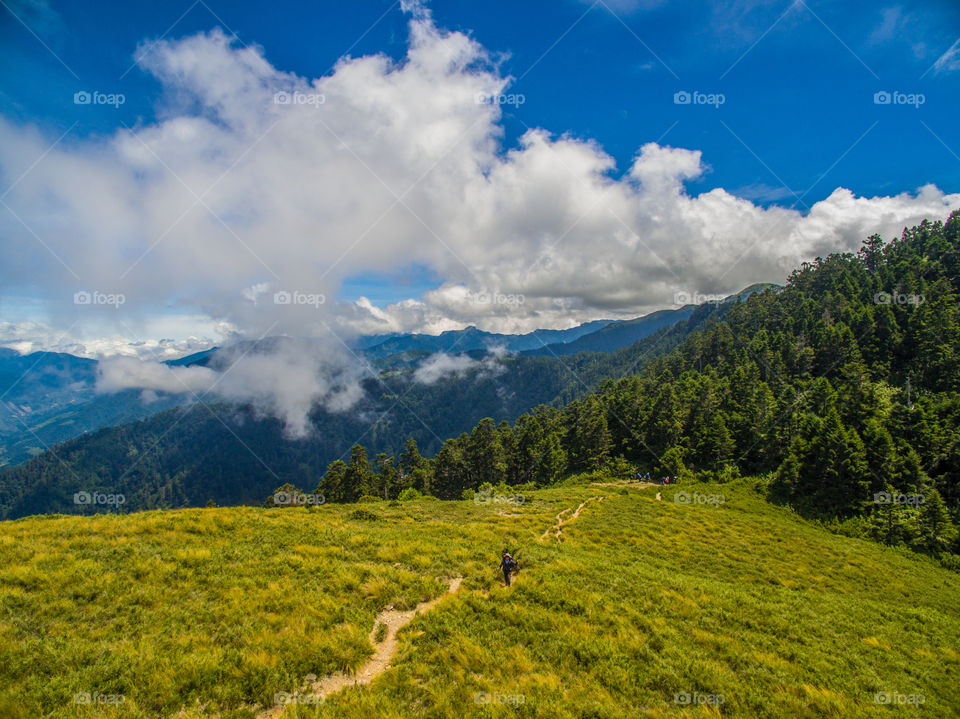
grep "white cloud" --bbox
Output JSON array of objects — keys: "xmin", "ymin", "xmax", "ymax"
[
  {"xmin": 1, "ymin": 7, "xmax": 958, "ymax": 425},
  {"xmin": 96, "ymin": 338, "xmax": 366, "ymax": 437},
  {"xmin": 0, "ymin": 319, "xmax": 222, "ymax": 360},
  {"xmin": 869, "ymin": 7, "xmax": 902, "ymax": 44},
  {"xmin": 411, "ymin": 351, "xmax": 504, "ymax": 385},
  {"xmin": 2, "ymin": 13, "xmax": 957, "ymax": 342},
  {"xmin": 412, "ymin": 353, "xmax": 478, "ymax": 384}
]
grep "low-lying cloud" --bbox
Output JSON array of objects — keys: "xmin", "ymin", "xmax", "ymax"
[{"xmin": 97, "ymin": 339, "xmax": 365, "ymax": 436}]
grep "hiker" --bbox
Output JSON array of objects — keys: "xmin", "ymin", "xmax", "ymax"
[{"xmin": 499, "ymin": 551, "xmax": 518, "ymax": 586}]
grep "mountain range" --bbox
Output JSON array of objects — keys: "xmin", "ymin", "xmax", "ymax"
[
  {"xmin": 0, "ymin": 294, "xmax": 745, "ymax": 517},
  {"xmin": 0, "ymin": 295, "xmax": 757, "ymax": 468}
]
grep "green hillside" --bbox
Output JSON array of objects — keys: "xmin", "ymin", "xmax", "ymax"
[
  {"xmin": 1, "ymin": 478, "xmax": 956, "ymax": 718},
  {"xmin": 0, "ymin": 300, "xmax": 730, "ymax": 519}
]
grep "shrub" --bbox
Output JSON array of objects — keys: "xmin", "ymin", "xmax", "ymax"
[
  {"xmin": 460, "ymin": 488, "xmax": 475, "ymax": 501},
  {"xmin": 358, "ymin": 495, "xmax": 383, "ymax": 503},
  {"xmin": 398, "ymin": 488, "xmax": 422, "ymax": 502}
]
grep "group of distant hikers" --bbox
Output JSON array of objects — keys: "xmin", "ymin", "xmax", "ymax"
[{"xmin": 637, "ymin": 472, "xmax": 677, "ymax": 485}]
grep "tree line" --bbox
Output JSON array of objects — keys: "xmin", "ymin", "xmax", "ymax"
[{"xmin": 303, "ymin": 213, "xmax": 960, "ymax": 560}]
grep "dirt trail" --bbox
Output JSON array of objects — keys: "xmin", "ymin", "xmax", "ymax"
[
  {"xmin": 541, "ymin": 496, "xmax": 605, "ymax": 540},
  {"xmin": 260, "ymin": 485, "xmax": 636, "ymax": 715},
  {"xmin": 258, "ymin": 577, "xmax": 462, "ymax": 718}
]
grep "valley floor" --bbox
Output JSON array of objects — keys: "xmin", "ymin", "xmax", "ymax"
[{"xmin": 1, "ymin": 478, "xmax": 957, "ymax": 717}]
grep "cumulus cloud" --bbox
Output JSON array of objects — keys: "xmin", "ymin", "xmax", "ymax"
[{"xmin": 1, "ymin": 6, "xmax": 959, "ymax": 426}]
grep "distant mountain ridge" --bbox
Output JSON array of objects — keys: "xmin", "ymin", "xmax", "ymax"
[
  {"xmin": 0, "ymin": 295, "xmax": 742, "ymax": 517},
  {"xmin": 0, "ymin": 290, "xmax": 766, "ymax": 468},
  {"xmin": 356, "ymin": 319, "xmax": 615, "ymax": 357}
]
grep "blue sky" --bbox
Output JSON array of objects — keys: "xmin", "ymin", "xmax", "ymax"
[
  {"xmin": 4, "ymin": 0, "xmax": 959, "ymax": 206},
  {"xmin": 1, "ymin": 0, "xmax": 959, "ymax": 356}
]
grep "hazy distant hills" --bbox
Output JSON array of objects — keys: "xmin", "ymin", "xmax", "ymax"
[
  {"xmin": 355, "ymin": 319, "xmax": 615, "ymax": 357},
  {"xmin": 0, "ymin": 290, "xmax": 765, "ymax": 470},
  {"xmin": 0, "ymin": 349, "xmax": 182, "ymax": 466},
  {"xmin": 0, "ymin": 297, "xmax": 740, "ymax": 517}
]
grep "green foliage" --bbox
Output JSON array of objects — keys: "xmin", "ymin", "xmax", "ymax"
[
  {"xmin": 4, "ymin": 214, "xmax": 960, "ymax": 569},
  {"xmin": 2, "ymin": 482, "xmax": 958, "ymax": 717}
]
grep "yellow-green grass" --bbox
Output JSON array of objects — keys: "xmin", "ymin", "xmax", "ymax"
[{"xmin": 0, "ymin": 479, "xmax": 957, "ymax": 718}]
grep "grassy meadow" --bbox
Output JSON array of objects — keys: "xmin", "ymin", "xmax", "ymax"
[{"xmin": 0, "ymin": 478, "xmax": 957, "ymax": 717}]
